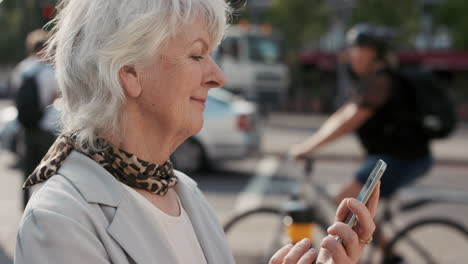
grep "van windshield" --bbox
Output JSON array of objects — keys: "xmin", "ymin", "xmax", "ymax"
[{"xmin": 248, "ymin": 36, "xmax": 281, "ymax": 64}]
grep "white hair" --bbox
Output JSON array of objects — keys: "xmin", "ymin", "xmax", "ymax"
[{"xmin": 46, "ymin": 0, "xmax": 231, "ymax": 150}]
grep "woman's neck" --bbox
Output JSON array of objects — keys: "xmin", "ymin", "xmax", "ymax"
[{"xmin": 103, "ymin": 107, "xmax": 184, "ymax": 165}]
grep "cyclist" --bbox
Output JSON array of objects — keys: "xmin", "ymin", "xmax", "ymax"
[
  {"xmin": 290, "ymin": 24, "xmax": 433, "ymax": 210},
  {"xmin": 290, "ymin": 24, "xmax": 433, "ymax": 263}
]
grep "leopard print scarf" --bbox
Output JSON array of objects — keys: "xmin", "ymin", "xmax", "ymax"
[{"xmin": 23, "ymin": 134, "xmax": 178, "ymax": 196}]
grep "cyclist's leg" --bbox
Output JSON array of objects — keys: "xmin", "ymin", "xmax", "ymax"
[
  {"xmin": 339, "ymin": 154, "xmax": 433, "ymax": 200},
  {"xmin": 336, "ymin": 156, "xmax": 381, "ymax": 204},
  {"xmin": 372, "ymin": 154, "xmax": 433, "ymax": 198}
]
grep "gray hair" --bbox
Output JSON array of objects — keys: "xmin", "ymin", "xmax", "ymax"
[{"xmin": 46, "ymin": 0, "xmax": 230, "ymax": 150}]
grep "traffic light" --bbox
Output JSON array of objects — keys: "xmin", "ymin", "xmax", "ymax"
[
  {"xmin": 39, "ymin": 0, "xmax": 56, "ymax": 20},
  {"xmin": 40, "ymin": 3, "xmax": 54, "ymax": 19}
]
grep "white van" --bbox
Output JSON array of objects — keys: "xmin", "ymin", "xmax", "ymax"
[{"xmin": 214, "ymin": 24, "xmax": 290, "ymax": 110}]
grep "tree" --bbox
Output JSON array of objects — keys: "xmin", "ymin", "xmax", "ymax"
[
  {"xmin": 351, "ymin": 0, "xmax": 420, "ymax": 48},
  {"xmin": 266, "ymin": 0, "xmax": 330, "ymax": 51},
  {"xmin": 434, "ymin": 0, "xmax": 468, "ymax": 49},
  {"xmin": 0, "ymin": 0, "xmax": 57, "ymax": 63}
]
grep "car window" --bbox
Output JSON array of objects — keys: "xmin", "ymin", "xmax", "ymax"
[
  {"xmin": 218, "ymin": 36, "xmax": 240, "ymax": 61},
  {"xmin": 247, "ymin": 36, "xmax": 281, "ymax": 64}
]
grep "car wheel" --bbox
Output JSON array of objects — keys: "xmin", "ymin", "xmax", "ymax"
[{"xmin": 171, "ymin": 138, "xmax": 206, "ymax": 174}]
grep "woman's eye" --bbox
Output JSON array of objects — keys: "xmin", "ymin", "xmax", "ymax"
[{"xmin": 191, "ymin": 55, "xmax": 204, "ymax": 61}]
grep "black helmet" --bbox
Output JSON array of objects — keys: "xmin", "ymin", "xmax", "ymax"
[{"xmin": 346, "ymin": 24, "xmax": 395, "ymax": 58}]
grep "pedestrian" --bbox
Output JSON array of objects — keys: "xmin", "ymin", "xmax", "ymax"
[
  {"xmin": 10, "ymin": 29, "xmax": 59, "ymax": 209},
  {"xmin": 290, "ymin": 23, "xmax": 433, "ymax": 262},
  {"xmin": 15, "ymin": 1, "xmax": 379, "ymax": 264}
]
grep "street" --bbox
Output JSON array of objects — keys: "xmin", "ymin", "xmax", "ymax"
[{"xmin": 0, "ymin": 105, "xmax": 467, "ymax": 263}]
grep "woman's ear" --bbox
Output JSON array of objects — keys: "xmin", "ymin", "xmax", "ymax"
[{"xmin": 119, "ymin": 65, "xmax": 142, "ymax": 98}]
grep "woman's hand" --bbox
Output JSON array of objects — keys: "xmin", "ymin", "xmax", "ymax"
[
  {"xmin": 269, "ymin": 238, "xmax": 317, "ymax": 264},
  {"xmin": 316, "ymin": 182, "xmax": 380, "ymax": 264},
  {"xmin": 269, "ymin": 182, "xmax": 379, "ymax": 264}
]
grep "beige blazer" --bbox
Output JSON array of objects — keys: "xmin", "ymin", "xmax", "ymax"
[{"xmin": 15, "ymin": 151, "xmax": 235, "ymax": 264}]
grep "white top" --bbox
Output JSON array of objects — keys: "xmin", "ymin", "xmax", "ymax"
[{"xmin": 121, "ymin": 184, "xmax": 208, "ymax": 264}]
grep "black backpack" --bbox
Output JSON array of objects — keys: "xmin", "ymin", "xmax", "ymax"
[
  {"xmin": 394, "ymin": 68, "xmax": 457, "ymax": 140},
  {"xmin": 15, "ymin": 66, "xmax": 44, "ymax": 129}
]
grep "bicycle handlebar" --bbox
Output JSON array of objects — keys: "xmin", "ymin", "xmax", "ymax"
[
  {"xmin": 303, "ymin": 157, "xmax": 314, "ymax": 175},
  {"xmin": 284, "ymin": 153, "xmax": 315, "ymax": 177}
]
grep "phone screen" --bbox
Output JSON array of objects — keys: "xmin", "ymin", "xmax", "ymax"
[
  {"xmin": 357, "ymin": 159, "xmax": 387, "ymax": 204},
  {"xmin": 346, "ymin": 159, "xmax": 387, "ymax": 227}
]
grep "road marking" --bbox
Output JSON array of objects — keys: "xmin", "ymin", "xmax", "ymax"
[{"xmin": 234, "ymin": 156, "xmax": 280, "ymax": 212}]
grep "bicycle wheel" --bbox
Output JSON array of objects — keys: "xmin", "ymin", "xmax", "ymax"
[
  {"xmin": 224, "ymin": 207, "xmax": 329, "ymax": 264},
  {"xmin": 383, "ymin": 218, "xmax": 468, "ymax": 264}
]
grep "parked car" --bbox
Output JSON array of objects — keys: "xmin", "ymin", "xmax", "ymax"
[
  {"xmin": 0, "ymin": 88, "xmax": 261, "ymax": 174},
  {"xmin": 171, "ymin": 88, "xmax": 262, "ymax": 173},
  {"xmin": 0, "ymin": 106, "xmax": 19, "ymax": 153}
]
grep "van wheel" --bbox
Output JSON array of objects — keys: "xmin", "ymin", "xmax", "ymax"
[{"xmin": 171, "ymin": 138, "xmax": 206, "ymax": 174}]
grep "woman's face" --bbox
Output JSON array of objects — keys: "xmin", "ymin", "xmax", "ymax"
[
  {"xmin": 132, "ymin": 19, "xmax": 225, "ymax": 142},
  {"xmin": 349, "ymin": 46, "xmax": 378, "ymax": 76}
]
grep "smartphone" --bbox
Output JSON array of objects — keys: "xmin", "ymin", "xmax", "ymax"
[{"xmin": 346, "ymin": 159, "xmax": 387, "ymax": 227}]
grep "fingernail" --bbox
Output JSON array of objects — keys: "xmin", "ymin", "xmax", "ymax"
[
  {"xmin": 349, "ymin": 199, "xmax": 360, "ymax": 208},
  {"xmin": 307, "ymin": 248, "xmax": 316, "ymax": 255},
  {"xmin": 299, "ymin": 238, "xmax": 311, "ymax": 245}
]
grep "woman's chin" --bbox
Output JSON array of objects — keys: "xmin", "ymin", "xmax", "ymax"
[{"xmin": 188, "ymin": 116, "xmax": 204, "ymax": 135}]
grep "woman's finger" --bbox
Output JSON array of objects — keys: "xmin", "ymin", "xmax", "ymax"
[
  {"xmin": 297, "ymin": 248, "xmax": 317, "ymax": 264},
  {"xmin": 316, "ymin": 235, "xmax": 349, "ymax": 264},
  {"xmin": 335, "ymin": 198, "xmax": 352, "ymax": 223},
  {"xmin": 346, "ymin": 198, "xmax": 376, "ymax": 241},
  {"xmin": 335, "ymin": 181, "xmax": 381, "ymax": 223},
  {"xmin": 365, "ymin": 181, "xmax": 380, "ymax": 217},
  {"xmin": 282, "ymin": 238, "xmax": 312, "ymax": 264},
  {"xmin": 269, "ymin": 244, "xmax": 293, "ymax": 264},
  {"xmin": 327, "ymin": 222, "xmax": 361, "ymax": 261}
]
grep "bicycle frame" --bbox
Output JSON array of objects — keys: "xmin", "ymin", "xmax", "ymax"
[{"xmin": 224, "ymin": 156, "xmax": 468, "ymax": 264}]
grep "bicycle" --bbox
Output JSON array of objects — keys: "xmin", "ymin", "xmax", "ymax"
[{"xmin": 223, "ymin": 157, "xmax": 468, "ymax": 264}]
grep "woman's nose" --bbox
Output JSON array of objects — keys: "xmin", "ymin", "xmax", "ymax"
[{"xmin": 204, "ymin": 58, "xmax": 225, "ymax": 89}]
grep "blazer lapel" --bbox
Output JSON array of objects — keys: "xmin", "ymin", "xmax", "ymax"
[
  {"xmin": 175, "ymin": 172, "xmax": 235, "ymax": 264},
  {"xmin": 106, "ymin": 196, "xmax": 179, "ymax": 264},
  {"xmin": 59, "ymin": 151, "xmax": 179, "ymax": 264},
  {"xmin": 59, "ymin": 151, "xmax": 233, "ymax": 264}
]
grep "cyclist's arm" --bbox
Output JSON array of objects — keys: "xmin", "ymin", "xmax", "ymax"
[
  {"xmin": 296, "ymin": 103, "xmax": 372, "ymax": 153},
  {"xmin": 291, "ymin": 74, "xmax": 390, "ymax": 157}
]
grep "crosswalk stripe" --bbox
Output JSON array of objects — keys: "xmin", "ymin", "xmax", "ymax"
[{"xmin": 233, "ymin": 156, "xmax": 280, "ymax": 212}]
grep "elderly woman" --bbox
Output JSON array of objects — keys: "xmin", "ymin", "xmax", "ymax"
[{"xmin": 15, "ymin": 0, "xmax": 379, "ymax": 263}]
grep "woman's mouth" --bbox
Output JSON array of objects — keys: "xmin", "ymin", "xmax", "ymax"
[{"xmin": 191, "ymin": 97, "xmax": 206, "ymax": 106}]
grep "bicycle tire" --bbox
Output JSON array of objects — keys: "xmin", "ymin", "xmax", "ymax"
[
  {"xmin": 383, "ymin": 217, "xmax": 468, "ymax": 264},
  {"xmin": 224, "ymin": 207, "xmax": 329, "ymax": 264},
  {"xmin": 224, "ymin": 207, "xmax": 284, "ymax": 233}
]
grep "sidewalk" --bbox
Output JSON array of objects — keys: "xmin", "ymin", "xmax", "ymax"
[{"xmin": 264, "ymin": 112, "xmax": 468, "ymax": 165}]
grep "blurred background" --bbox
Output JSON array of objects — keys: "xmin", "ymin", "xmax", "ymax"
[
  {"xmin": 1, "ymin": 0, "xmax": 468, "ymax": 115},
  {"xmin": 0, "ymin": 0, "xmax": 467, "ymax": 263}
]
